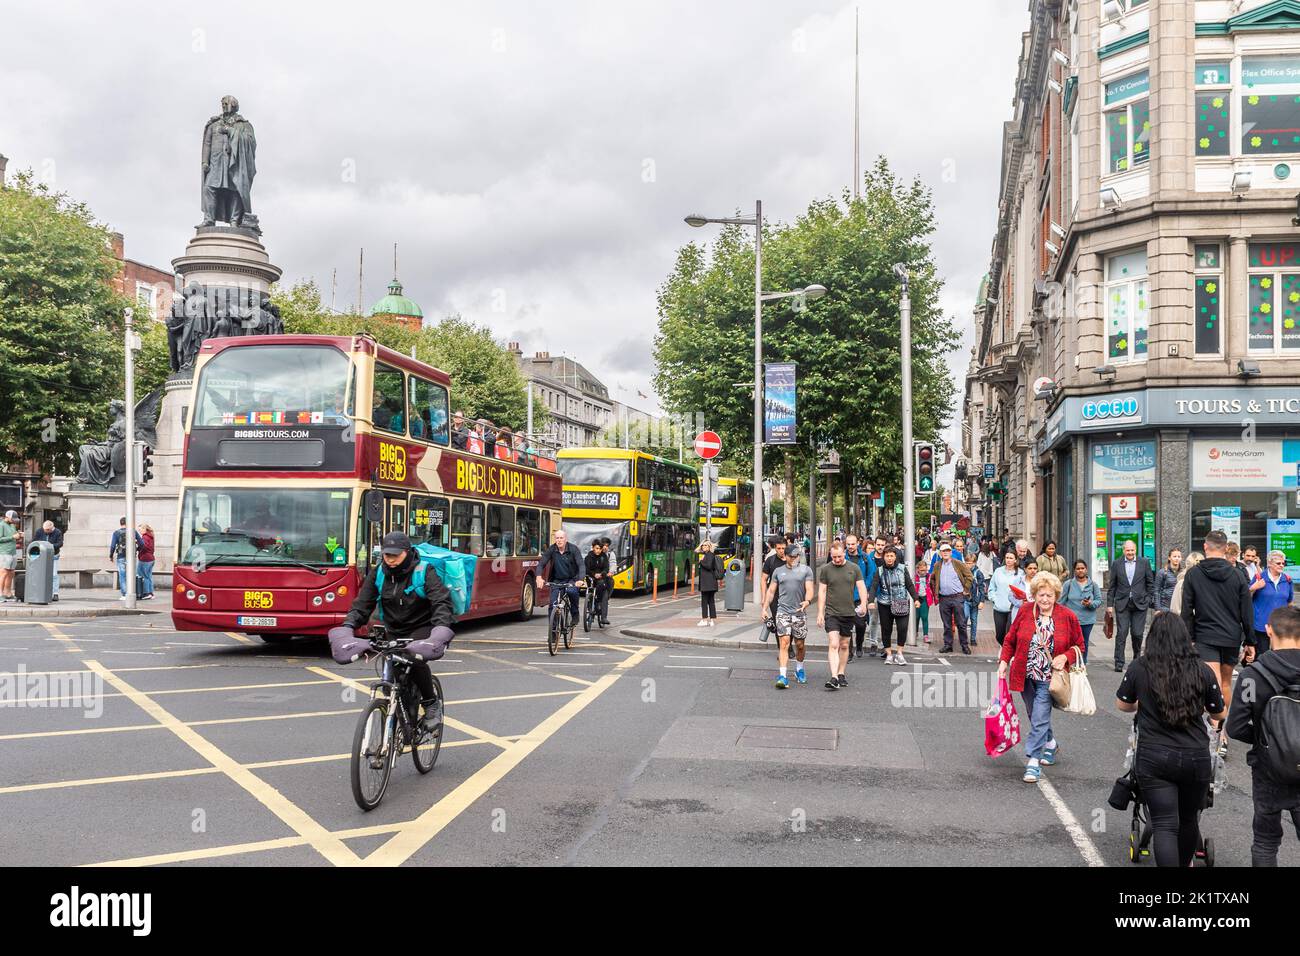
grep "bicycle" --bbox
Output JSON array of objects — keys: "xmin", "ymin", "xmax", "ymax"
[
  {"xmin": 349, "ymin": 624, "xmax": 445, "ymax": 811},
  {"xmin": 547, "ymin": 580, "xmax": 585, "ymax": 656}
]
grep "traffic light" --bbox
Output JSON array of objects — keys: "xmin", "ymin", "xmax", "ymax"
[
  {"xmin": 914, "ymin": 442, "xmax": 935, "ymax": 495},
  {"xmin": 134, "ymin": 442, "xmax": 154, "ymax": 485}
]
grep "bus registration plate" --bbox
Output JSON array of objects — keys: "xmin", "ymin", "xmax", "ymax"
[{"xmin": 237, "ymin": 616, "xmax": 277, "ymax": 627}]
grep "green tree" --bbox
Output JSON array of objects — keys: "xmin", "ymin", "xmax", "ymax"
[
  {"xmin": 653, "ymin": 157, "xmax": 955, "ymax": 526},
  {"xmin": 272, "ymin": 281, "xmax": 531, "ymax": 430},
  {"xmin": 0, "ymin": 172, "xmax": 133, "ymax": 474}
]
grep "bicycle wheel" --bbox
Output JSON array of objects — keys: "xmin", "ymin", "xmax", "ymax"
[
  {"xmin": 547, "ymin": 605, "xmax": 560, "ymax": 656},
  {"xmin": 564, "ymin": 607, "xmax": 575, "ymax": 649},
  {"xmin": 582, "ymin": 590, "xmax": 592, "ymax": 632},
  {"xmin": 412, "ymin": 676, "xmax": 443, "ymax": 775},
  {"xmin": 350, "ymin": 697, "xmax": 394, "ymax": 811}
]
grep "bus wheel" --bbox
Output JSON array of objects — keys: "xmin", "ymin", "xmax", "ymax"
[
  {"xmin": 258, "ymin": 634, "xmax": 292, "ymax": 644},
  {"xmin": 516, "ymin": 578, "xmax": 536, "ymax": 621}
]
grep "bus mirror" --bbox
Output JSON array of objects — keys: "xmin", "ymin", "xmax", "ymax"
[{"xmin": 364, "ymin": 490, "xmax": 384, "ymax": 524}]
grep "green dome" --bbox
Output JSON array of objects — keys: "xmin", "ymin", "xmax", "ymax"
[{"xmin": 370, "ymin": 278, "xmax": 423, "ymax": 318}]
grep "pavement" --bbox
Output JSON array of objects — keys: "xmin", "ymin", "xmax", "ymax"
[
  {"xmin": 0, "ymin": 588, "xmax": 169, "ymax": 619},
  {"xmin": 2, "ymin": 589, "xmax": 1290, "ymax": 868}
]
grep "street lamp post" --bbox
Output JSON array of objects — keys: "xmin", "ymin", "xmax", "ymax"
[{"xmin": 684, "ymin": 205, "xmax": 825, "ymax": 610}]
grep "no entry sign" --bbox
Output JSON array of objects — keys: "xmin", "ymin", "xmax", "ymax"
[{"xmin": 694, "ymin": 431, "xmax": 722, "ymax": 459}]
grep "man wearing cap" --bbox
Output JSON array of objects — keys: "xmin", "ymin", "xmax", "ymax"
[
  {"xmin": 928, "ymin": 541, "xmax": 973, "ymax": 654},
  {"xmin": 32, "ymin": 520, "xmax": 63, "ymax": 602},
  {"xmin": 762, "ymin": 544, "xmax": 814, "ymax": 688},
  {"xmin": 0, "ymin": 511, "xmax": 20, "ymax": 603},
  {"xmin": 338, "ymin": 532, "xmax": 455, "ymax": 735}
]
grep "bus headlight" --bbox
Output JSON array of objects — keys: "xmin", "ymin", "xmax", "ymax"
[
  {"xmin": 186, "ymin": 590, "xmax": 196, "ymax": 601},
  {"xmin": 312, "ymin": 595, "xmax": 323, "ymax": 607},
  {"xmin": 325, "ymin": 592, "xmax": 335, "ymax": 603},
  {"xmin": 197, "ymin": 594, "xmax": 208, "ymax": 604}
]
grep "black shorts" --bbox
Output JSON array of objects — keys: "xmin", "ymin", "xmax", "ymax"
[
  {"xmin": 825, "ymin": 614, "xmax": 855, "ymax": 636},
  {"xmin": 1195, "ymin": 643, "xmax": 1239, "ymax": 666}
]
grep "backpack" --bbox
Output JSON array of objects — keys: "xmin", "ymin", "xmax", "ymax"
[
  {"xmin": 375, "ymin": 542, "xmax": 476, "ymax": 618},
  {"xmin": 1253, "ymin": 658, "xmax": 1300, "ymax": 786}
]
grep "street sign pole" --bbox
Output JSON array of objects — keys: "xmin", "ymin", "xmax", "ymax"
[
  {"xmin": 124, "ymin": 308, "xmax": 137, "ymax": 611},
  {"xmin": 896, "ymin": 267, "xmax": 915, "ymax": 645}
]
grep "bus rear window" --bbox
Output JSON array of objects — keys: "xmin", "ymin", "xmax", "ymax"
[
  {"xmin": 194, "ymin": 345, "xmax": 351, "ymax": 427},
  {"xmin": 558, "ymin": 458, "xmax": 631, "ymax": 487}
]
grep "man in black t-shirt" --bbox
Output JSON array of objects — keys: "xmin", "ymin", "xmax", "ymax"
[{"xmin": 761, "ymin": 536, "xmax": 787, "ymax": 621}]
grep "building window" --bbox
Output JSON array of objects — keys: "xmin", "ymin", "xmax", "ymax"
[
  {"xmin": 1247, "ymin": 242, "xmax": 1300, "ymax": 353},
  {"xmin": 1242, "ymin": 56, "xmax": 1300, "ymax": 156},
  {"xmin": 1104, "ymin": 249, "xmax": 1149, "ymax": 362},
  {"xmin": 1195, "ymin": 61, "xmax": 1231, "ymax": 157},
  {"xmin": 135, "ymin": 282, "xmax": 157, "ymax": 315},
  {"xmin": 1104, "ymin": 71, "xmax": 1150, "ymax": 175},
  {"xmin": 1194, "ymin": 244, "xmax": 1222, "ymax": 356}
]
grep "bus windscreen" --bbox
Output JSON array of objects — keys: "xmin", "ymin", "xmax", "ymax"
[
  {"xmin": 193, "ymin": 345, "xmax": 352, "ymax": 427},
  {"xmin": 557, "ymin": 458, "xmax": 631, "ymax": 487},
  {"xmin": 179, "ymin": 487, "xmax": 352, "ymax": 567}
]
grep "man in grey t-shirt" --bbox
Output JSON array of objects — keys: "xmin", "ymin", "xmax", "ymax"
[{"xmin": 763, "ymin": 546, "xmax": 814, "ymax": 688}]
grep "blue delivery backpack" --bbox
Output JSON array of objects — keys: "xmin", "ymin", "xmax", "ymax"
[{"xmin": 375, "ymin": 542, "xmax": 476, "ymax": 617}]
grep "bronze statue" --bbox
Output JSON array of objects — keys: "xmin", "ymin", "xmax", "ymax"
[
  {"xmin": 166, "ymin": 282, "xmax": 284, "ymax": 373},
  {"xmin": 75, "ymin": 393, "xmax": 161, "ymax": 487},
  {"xmin": 201, "ymin": 95, "xmax": 258, "ymax": 231}
]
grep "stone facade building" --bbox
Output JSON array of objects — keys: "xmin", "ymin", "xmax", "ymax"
[
  {"xmin": 966, "ymin": 0, "xmax": 1300, "ymax": 579},
  {"xmin": 509, "ymin": 345, "xmax": 614, "ymax": 447}
]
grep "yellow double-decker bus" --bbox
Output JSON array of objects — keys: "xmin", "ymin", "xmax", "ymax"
[
  {"xmin": 699, "ymin": 477, "xmax": 754, "ymax": 565},
  {"xmin": 557, "ymin": 448, "xmax": 700, "ymax": 593}
]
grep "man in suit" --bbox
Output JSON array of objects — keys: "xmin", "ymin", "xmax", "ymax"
[{"xmin": 1108, "ymin": 539, "xmax": 1155, "ymax": 672}]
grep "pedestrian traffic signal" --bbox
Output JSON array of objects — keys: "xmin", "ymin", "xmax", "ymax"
[
  {"xmin": 134, "ymin": 442, "xmax": 154, "ymax": 485},
  {"xmin": 914, "ymin": 442, "xmax": 935, "ymax": 495}
]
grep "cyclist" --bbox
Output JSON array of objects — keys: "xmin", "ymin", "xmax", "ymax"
[
  {"xmin": 585, "ymin": 537, "xmax": 612, "ymax": 626},
  {"xmin": 540, "ymin": 528, "xmax": 584, "ymax": 625},
  {"xmin": 329, "ymin": 532, "xmax": 455, "ymax": 737}
]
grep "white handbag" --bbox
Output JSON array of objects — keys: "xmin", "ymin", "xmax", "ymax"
[{"xmin": 1064, "ymin": 655, "xmax": 1097, "ymax": 716}]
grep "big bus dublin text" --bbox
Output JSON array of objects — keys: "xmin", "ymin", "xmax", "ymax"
[
  {"xmin": 171, "ymin": 334, "xmax": 561, "ymax": 640},
  {"xmin": 699, "ymin": 477, "xmax": 753, "ymax": 565},
  {"xmin": 557, "ymin": 448, "xmax": 700, "ymax": 593}
]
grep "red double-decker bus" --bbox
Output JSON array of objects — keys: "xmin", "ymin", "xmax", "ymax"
[{"xmin": 171, "ymin": 333, "xmax": 561, "ymax": 641}]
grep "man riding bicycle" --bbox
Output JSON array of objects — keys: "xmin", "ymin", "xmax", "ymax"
[
  {"xmin": 584, "ymin": 538, "xmax": 612, "ymax": 626},
  {"xmin": 539, "ymin": 529, "xmax": 583, "ymax": 623},
  {"xmin": 329, "ymin": 532, "xmax": 455, "ymax": 736}
]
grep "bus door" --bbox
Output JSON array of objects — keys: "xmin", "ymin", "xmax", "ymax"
[{"xmin": 361, "ymin": 490, "xmax": 407, "ymax": 569}]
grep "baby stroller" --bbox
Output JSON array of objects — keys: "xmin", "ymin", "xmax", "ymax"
[{"xmin": 1110, "ymin": 717, "xmax": 1224, "ymax": 867}]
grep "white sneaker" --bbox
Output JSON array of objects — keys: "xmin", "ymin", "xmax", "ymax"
[
  {"xmin": 895, "ymin": 652, "xmax": 907, "ymax": 666},
  {"xmin": 709, "ymin": 620, "xmax": 716, "ymax": 627},
  {"xmin": 697, "ymin": 620, "xmax": 710, "ymax": 627}
]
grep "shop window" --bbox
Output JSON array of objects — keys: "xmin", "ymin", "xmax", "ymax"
[
  {"xmin": 1247, "ymin": 242, "xmax": 1300, "ymax": 354},
  {"xmin": 1104, "ymin": 71, "xmax": 1150, "ymax": 175},
  {"xmin": 1104, "ymin": 249, "xmax": 1149, "ymax": 362},
  {"xmin": 1242, "ymin": 56, "xmax": 1300, "ymax": 156},
  {"xmin": 1195, "ymin": 61, "xmax": 1232, "ymax": 158},
  {"xmin": 1194, "ymin": 244, "xmax": 1223, "ymax": 356}
]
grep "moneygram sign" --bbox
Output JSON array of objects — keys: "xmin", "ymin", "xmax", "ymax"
[{"xmin": 1080, "ymin": 395, "xmax": 1143, "ymax": 429}]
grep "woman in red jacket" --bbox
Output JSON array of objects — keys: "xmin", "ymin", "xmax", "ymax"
[{"xmin": 997, "ymin": 571, "xmax": 1085, "ymax": 783}]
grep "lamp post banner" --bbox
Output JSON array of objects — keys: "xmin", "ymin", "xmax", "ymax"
[{"xmin": 764, "ymin": 362, "xmax": 797, "ymax": 444}]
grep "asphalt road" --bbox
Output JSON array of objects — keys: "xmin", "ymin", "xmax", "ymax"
[{"xmin": 0, "ymin": 594, "xmax": 1293, "ymax": 867}]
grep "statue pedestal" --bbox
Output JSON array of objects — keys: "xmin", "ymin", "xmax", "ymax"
[{"xmin": 172, "ymin": 226, "xmax": 282, "ymax": 291}]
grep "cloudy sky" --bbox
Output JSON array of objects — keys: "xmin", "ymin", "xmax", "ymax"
[{"xmin": 2, "ymin": 0, "xmax": 1028, "ymax": 475}]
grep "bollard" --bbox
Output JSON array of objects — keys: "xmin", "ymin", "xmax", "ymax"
[
  {"xmin": 690, "ymin": 559, "xmax": 696, "ymax": 595},
  {"xmin": 651, "ymin": 565, "xmax": 659, "ymax": 604},
  {"xmin": 673, "ymin": 565, "xmax": 679, "ymax": 599}
]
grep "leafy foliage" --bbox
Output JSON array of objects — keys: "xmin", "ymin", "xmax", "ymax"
[
  {"xmin": 653, "ymin": 158, "xmax": 955, "ymax": 511},
  {"xmin": 0, "ymin": 172, "xmax": 135, "ymax": 474}
]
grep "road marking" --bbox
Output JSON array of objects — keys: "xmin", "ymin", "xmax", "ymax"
[
  {"xmin": 359, "ymin": 643, "xmax": 658, "ymax": 866},
  {"xmin": 1, "ymin": 738, "xmax": 501, "ymax": 801},
  {"xmin": 306, "ymin": 666, "xmax": 514, "ymax": 751},
  {"xmin": 84, "ymin": 660, "xmax": 360, "ymax": 866},
  {"xmin": 537, "ymin": 661, "xmax": 594, "ymax": 666},
  {"xmin": 664, "ymin": 665, "xmax": 729, "ymax": 670},
  {"xmin": 40, "ymin": 622, "xmax": 82, "ymax": 654},
  {"xmin": 101, "ymin": 650, "xmax": 166, "ymax": 656},
  {"xmin": 45, "ymin": 637, "xmax": 103, "ymax": 642},
  {"xmin": 463, "ymin": 647, "xmax": 596, "ymax": 687},
  {"xmin": 225, "ymin": 631, "xmax": 256, "ymax": 645},
  {"xmin": 165, "ymin": 641, "xmax": 252, "ymax": 647},
  {"xmin": 0, "ymin": 663, "xmax": 218, "ymax": 678},
  {"xmin": 0, "ymin": 646, "xmax": 29, "ymax": 650},
  {"xmin": 669, "ymin": 655, "xmax": 727, "ymax": 659},
  {"xmin": 1036, "ymin": 776, "xmax": 1105, "ymax": 868},
  {"xmin": 19, "ymin": 677, "xmax": 357, "ymax": 706},
  {"xmin": 534, "ymin": 651, "xmax": 606, "ymax": 657}
]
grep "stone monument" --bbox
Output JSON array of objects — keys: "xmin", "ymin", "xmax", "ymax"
[{"xmin": 61, "ymin": 96, "xmax": 283, "ymax": 588}]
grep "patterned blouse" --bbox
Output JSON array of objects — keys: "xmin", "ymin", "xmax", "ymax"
[{"xmin": 1027, "ymin": 613, "xmax": 1055, "ymax": 683}]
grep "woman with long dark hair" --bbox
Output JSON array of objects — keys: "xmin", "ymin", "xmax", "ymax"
[{"xmin": 1115, "ymin": 613, "xmax": 1226, "ymax": 867}]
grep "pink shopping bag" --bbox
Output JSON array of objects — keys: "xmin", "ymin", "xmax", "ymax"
[{"xmin": 984, "ymin": 676, "xmax": 1021, "ymax": 757}]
